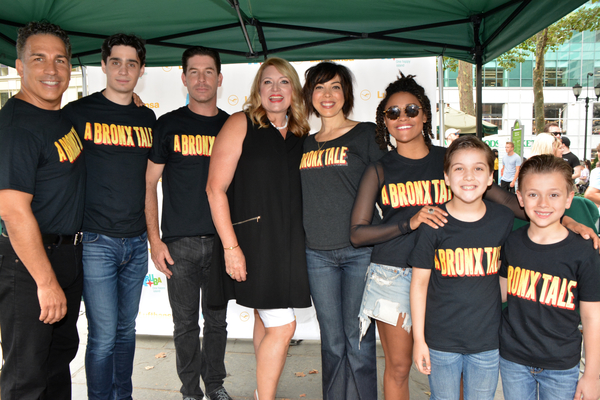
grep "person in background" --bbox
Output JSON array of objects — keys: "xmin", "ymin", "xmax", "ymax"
[
  {"xmin": 529, "ymin": 132, "xmax": 562, "ymax": 158},
  {"xmin": 543, "ymin": 122, "xmax": 562, "ymax": 138},
  {"xmin": 500, "ymin": 142, "xmax": 521, "ymax": 193},
  {"xmin": 206, "ymin": 57, "xmax": 311, "ymax": 400},
  {"xmin": 560, "ymin": 136, "xmax": 582, "ymax": 181},
  {"xmin": 0, "ymin": 21, "xmax": 85, "ymax": 400},
  {"xmin": 299, "ymin": 61, "xmax": 386, "ymax": 400},
  {"xmin": 445, "ymin": 128, "xmax": 459, "ymax": 145},
  {"xmin": 493, "ymin": 149, "xmax": 499, "ymax": 185},
  {"xmin": 578, "ymin": 159, "xmax": 591, "ymax": 194},
  {"xmin": 145, "ymin": 46, "xmax": 232, "ymax": 400},
  {"xmin": 62, "ymin": 33, "xmax": 156, "ymax": 400}
]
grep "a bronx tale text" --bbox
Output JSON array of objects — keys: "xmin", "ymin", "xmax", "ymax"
[{"xmin": 506, "ymin": 265, "xmax": 577, "ymax": 310}]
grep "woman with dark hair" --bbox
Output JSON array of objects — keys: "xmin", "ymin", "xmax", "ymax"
[
  {"xmin": 206, "ymin": 57, "xmax": 311, "ymax": 400},
  {"xmin": 350, "ymin": 74, "xmax": 599, "ymax": 400},
  {"xmin": 350, "ymin": 73, "xmax": 445, "ymax": 399},
  {"xmin": 300, "ymin": 61, "xmax": 386, "ymax": 399}
]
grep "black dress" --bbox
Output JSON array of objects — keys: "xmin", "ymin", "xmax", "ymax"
[{"xmin": 209, "ymin": 115, "xmax": 311, "ymax": 309}]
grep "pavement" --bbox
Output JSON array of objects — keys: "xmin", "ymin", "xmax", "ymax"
[{"xmin": 67, "ymin": 302, "xmax": 507, "ymax": 400}]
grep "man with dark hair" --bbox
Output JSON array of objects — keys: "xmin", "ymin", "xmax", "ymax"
[
  {"xmin": 0, "ymin": 21, "xmax": 85, "ymax": 400},
  {"xmin": 560, "ymin": 136, "xmax": 582, "ymax": 180},
  {"xmin": 543, "ymin": 122, "xmax": 562, "ymax": 138},
  {"xmin": 62, "ymin": 32, "xmax": 156, "ymax": 400},
  {"xmin": 145, "ymin": 46, "xmax": 232, "ymax": 400}
]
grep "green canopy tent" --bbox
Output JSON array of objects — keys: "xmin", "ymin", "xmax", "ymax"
[{"xmin": 0, "ymin": 0, "xmax": 587, "ymax": 135}]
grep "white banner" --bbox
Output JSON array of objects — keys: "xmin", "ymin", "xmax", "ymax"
[{"xmin": 87, "ymin": 57, "xmax": 437, "ymax": 338}]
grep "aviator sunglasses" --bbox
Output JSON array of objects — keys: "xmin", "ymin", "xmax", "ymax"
[{"xmin": 383, "ymin": 104, "xmax": 421, "ymax": 120}]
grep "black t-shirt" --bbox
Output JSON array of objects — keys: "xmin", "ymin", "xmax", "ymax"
[
  {"xmin": 562, "ymin": 152, "xmax": 580, "ymax": 174},
  {"xmin": 373, "ymin": 146, "xmax": 451, "ymax": 267},
  {"xmin": 149, "ymin": 106, "xmax": 228, "ymax": 242},
  {"xmin": 408, "ymin": 200, "xmax": 513, "ymax": 353},
  {"xmin": 300, "ymin": 122, "xmax": 386, "ymax": 250},
  {"xmin": 500, "ymin": 227, "xmax": 600, "ymax": 370},
  {"xmin": 63, "ymin": 91, "xmax": 156, "ymax": 237},
  {"xmin": 0, "ymin": 97, "xmax": 85, "ymax": 234}
]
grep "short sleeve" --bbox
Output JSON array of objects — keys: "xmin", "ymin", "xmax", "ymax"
[
  {"xmin": 0, "ymin": 127, "xmax": 42, "ymax": 194},
  {"xmin": 407, "ymin": 225, "xmax": 438, "ymax": 270},
  {"xmin": 516, "ymin": 156, "xmax": 522, "ymax": 166},
  {"xmin": 149, "ymin": 117, "xmax": 169, "ymax": 164},
  {"xmin": 577, "ymin": 249, "xmax": 600, "ymax": 302},
  {"xmin": 590, "ymin": 169, "xmax": 600, "ymax": 190}
]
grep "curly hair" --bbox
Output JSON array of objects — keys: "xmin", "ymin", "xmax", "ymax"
[
  {"xmin": 101, "ymin": 33, "xmax": 146, "ymax": 66},
  {"xmin": 374, "ymin": 72, "xmax": 433, "ymax": 151},
  {"xmin": 243, "ymin": 57, "xmax": 310, "ymax": 138},
  {"xmin": 303, "ymin": 61, "xmax": 354, "ymax": 118},
  {"xmin": 17, "ymin": 21, "xmax": 71, "ymax": 60}
]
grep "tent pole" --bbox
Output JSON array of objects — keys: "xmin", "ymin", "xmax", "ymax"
[
  {"xmin": 230, "ymin": 0, "xmax": 255, "ymax": 56},
  {"xmin": 438, "ymin": 55, "xmax": 445, "ymax": 144},
  {"xmin": 476, "ymin": 60, "xmax": 482, "ymax": 138},
  {"xmin": 82, "ymin": 65, "xmax": 88, "ymax": 97}
]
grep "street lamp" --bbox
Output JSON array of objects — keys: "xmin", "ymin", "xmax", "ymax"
[{"xmin": 573, "ymin": 72, "xmax": 600, "ymax": 161}]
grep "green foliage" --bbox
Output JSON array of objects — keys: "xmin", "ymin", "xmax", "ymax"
[{"xmin": 444, "ymin": 2, "xmax": 600, "ymax": 72}]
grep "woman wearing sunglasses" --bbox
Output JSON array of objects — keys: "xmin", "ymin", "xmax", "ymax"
[
  {"xmin": 350, "ymin": 73, "xmax": 444, "ymax": 400},
  {"xmin": 350, "ymin": 74, "xmax": 599, "ymax": 400},
  {"xmin": 299, "ymin": 62, "xmax": 386, "ymax": 400}
]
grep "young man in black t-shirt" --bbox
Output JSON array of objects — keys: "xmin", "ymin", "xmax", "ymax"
[
  {"xmin": 145, "ymin": 47, "xmax": 232, "ymax": 400},
  {"xmin": 62, "ymin": 34, "xmax": 156, "ymax": 400},
  {"xmin": 499, "ymin": 155, "xmax": 600, "ymax": 400},
  {"xmin": 409, "ymin": 136, "xmax": 512, "ymax": 400},
  {"xmin": 560, "ymin": 136, "xmax": 582, "ymax": 180},
  {"xmin": 0, "ymin": 22, "xmax": 85, "ymax": 400}
]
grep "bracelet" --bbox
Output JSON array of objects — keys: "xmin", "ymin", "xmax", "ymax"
[{"xmin": 224, "ymin": 244, "xmax": 239, "ymax": 250}]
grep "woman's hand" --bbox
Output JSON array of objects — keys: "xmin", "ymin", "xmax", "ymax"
[
  {"xmin": 224, "ymin": 246, "xmax": 247, "ymax": 282},
  {"xmin": 410, "ymin": 206, "xmax": 448, "ymax": 230}
]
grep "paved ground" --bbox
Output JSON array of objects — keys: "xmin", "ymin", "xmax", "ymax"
[{"xmin": 67, "ymin": 303, "xmax": 506, "ymax": 400}]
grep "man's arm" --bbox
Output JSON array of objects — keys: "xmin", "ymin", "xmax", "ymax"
[
  {"xmin": 585, "ymin": 186, "xmax": 600, "ymax": 207},
  {"xmin": 573, "ymin": 165, "xmax": 583, "ymax": 180},
  {"xmin": 145, "ymin": 160, "xmax": 173, "ymax": 278},
  {"xmin": 0, "ymin": 189, "xmax": 66, "ymax": 324},
  {"xmin": 510, "ymin": 165, "xmax": 520, "ymax": 188}
]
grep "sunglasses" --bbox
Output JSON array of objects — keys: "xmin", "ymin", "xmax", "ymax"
[{"xmin": 383, "ymin": 104, "xmax": 421, "ymax": 120}]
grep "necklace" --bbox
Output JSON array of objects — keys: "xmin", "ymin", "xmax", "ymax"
[
  {"xmin": 270, "ymin": 115, "xmax": 288, "ymax": 130},
  {"xmin": 317, "ymin": 137, "xmax": 328, "ymax": 151}
]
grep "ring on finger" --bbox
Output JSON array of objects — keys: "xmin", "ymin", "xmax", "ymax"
[
  {"xmin": 427, "ymin": 208, "xmax": 435, "ymax": 214},
  {"xmin": 229, "ymin": 272, "xmax": 234, "ymax": 277}
]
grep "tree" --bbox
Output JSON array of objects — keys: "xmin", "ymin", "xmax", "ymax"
[{"xmin": 444, "ymin": 2, "xmax": 600, "ymax": 133}]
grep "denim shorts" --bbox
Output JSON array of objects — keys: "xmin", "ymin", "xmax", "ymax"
[{"xmin": 359, "ymin": 263, "xmax": 412, "ymax": 341}]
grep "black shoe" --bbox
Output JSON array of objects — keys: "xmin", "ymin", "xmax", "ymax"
[{"xmin": 207, "ymin": 387, "xmax": 233, "ymax": 400}]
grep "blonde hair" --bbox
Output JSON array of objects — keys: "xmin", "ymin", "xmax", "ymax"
[
  {"xmin": 530, "ymin": 133, "xmax": 560, "ymax": 157},
  {"xmin": 243, "ymin": 57, "xmax": 309, "ymax": 137}
]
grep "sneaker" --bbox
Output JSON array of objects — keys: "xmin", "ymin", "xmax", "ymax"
[{"xmin": 207, "ymin": 387, "xmax": 233, "ymax": 400}]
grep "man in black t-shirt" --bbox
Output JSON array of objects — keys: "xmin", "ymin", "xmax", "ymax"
[
  {"xmin": 561, "ymin": 136, "xmax": 582, "ymax": 180},
  {"xmin": 62, "ymin": 34, "xmax": 156, "ymax": 400},
  {"xmin": 145, "ymin": 47, "xmax": 231, "ymax": 400},
  {"xmin": 0, "ymin": 22, "xmax": 85, "ymax": 400}
]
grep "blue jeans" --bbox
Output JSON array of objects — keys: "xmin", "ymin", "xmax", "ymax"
[
  {"xmin": 166, "ymin": 236, "xmax": 228, "ymax": 398},
  {"xmin": 428, "ymin": 348, "xmax": 499, "ymax": 400},
  {"xmin": 500, "ymin": 356, "xmax": 579, "ymax": 400},
  {"xmin": 306, "ymin": 245, "xmax": 377, "ymax": 400},
  {"xmin": 82, "ymin": 231, "xmax": 148, "ymax": 400}
]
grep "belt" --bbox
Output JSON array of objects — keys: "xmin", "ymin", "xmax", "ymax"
[
  {"xmin": 1, "ymin": 231, "xmax": 83, "ymax": 246},
  {"xmin": 41, "ymin": 233, "xmax": 83, "ymax": 246},
  {"xmin": 199, "ymin": 234, "xmax": 214, "ymax": 239}
]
